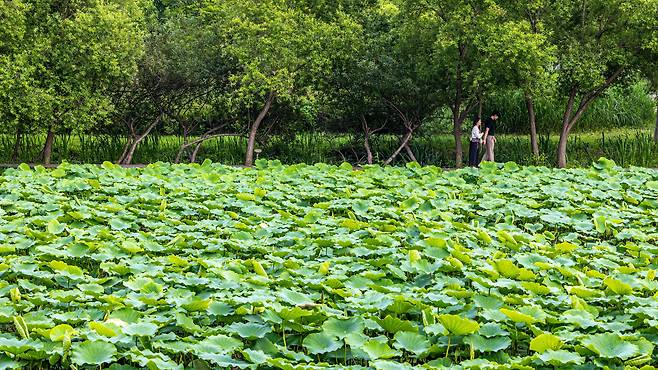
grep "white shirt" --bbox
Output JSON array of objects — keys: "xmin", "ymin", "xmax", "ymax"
[{"xmin": 471, "ymin": 126, "xmax": 484, "ymax": 142}]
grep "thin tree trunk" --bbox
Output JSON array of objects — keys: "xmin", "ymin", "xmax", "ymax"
[
  {"xmin": 557, "ymin": 69, "xmax": 624, "ymax": 168},
  {"xmin": 245, "ymin": 91, "xmax": 275, "ymax": 167},
  {"xmin": 362, "ymin": 116, "xmax": 374, "ymax": 165},
  {"xmin": 11, "ymin": 124, "xmax": 23, "ymax": 163},
  {"xmin": 190, "ymin": 141, "xmax": 204, "ymax": 163},
  {"xmin": 117, "ymin": 139, "xmax": 132, "ymax": 164},
  {"xmin": 383, "ymin": 126, "xmax": 414, "ymax": 166},
  {"xmin": 654, "ymin": 99, "xmax": 658, "ymax": 142},
  {"xmin": 404, "ymin": 144, "xmax": 417, "ymax": 163},
  {"xmin": 557, "ymin": 89, "xmax": 577, "ymax": 169},
  {"xmin": 120, "ymin": 114, "xmax": 162, "ymax": 165},
  {"xmin": 453, "ymin": 115, "xmax": 464, "ymax": 168},
  {"xmin": 525, "ymin": 91, "xmax": 540, "ymax": 157},
  {"xmin": 41, "ymin": 128, "xmax": 55, "ymax": 165}
]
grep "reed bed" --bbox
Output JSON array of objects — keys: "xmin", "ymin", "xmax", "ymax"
[{"xmin": 1, "ymin": 129, "xmax": 657, "ymax": 168}]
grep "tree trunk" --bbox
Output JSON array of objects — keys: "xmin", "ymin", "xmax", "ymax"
[
  {"xmin": 11, "ymin": 124, "xmax": 23, "ymax": 163},
  {"xmin": 41, "ymin": 128, "xmax": 55, "ymax": 165},
  {"xmin": 557, "ymin": 90, "xmax": 576, "ymax": 169},
  {"xmin": 120, "ymin": 114, "xmax": 162, "ymax": 165},
  {"xmin": 404, "ymin": 144, "xmax": 417, "ymax": 163},
  {"xmin": 190, "ymin": 141, "xmax": 204, "ymax": 163},
  {"xmin": 453, "ymin": 115, "xmax": 463, "ymax": 168},
  {"xmin": 117, "ymin": 139, "xmax": 132, "ymax": 164},
  {"xmin": 362, "ymin": 119, "xmax": 374, "ymax": 165},
  {"xmin": 525, "ymin": 91, "xmax": 540, "ymax": 157},
  {"xmin": 557, "ymin": 69, "xmax": 623, "ymax": 168},
  {"xmin": 383, "ymin": 126, "xmax": 414, "ymax": 166},
  {"xmin": 654, "ymin": 99, "xmax": 658, "ymax": 142},
  {"xmin": 245, "ymin": 91, "xmax": 276, "ymax": 167},
  {"xmin": 557, "ymin": 126, "xmax": 570, "ymax": 168}
]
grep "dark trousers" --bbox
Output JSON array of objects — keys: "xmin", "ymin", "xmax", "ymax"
[{"xmin": 468, "ymin": 141, "xmax": 480, "ymax": 167}]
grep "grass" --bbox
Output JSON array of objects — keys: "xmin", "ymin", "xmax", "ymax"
[{"xmin": 1, "ymin": 126, "xmax": 657, "ymax": 168}]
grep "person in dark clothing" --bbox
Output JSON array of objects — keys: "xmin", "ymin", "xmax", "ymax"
[
  {"xmin": 481, "ymin": 112, "xmax": 500, "ymax": 163},
  {"xmin": 468, "ymin": 117, "xmax": 484, "ymax": 167}
]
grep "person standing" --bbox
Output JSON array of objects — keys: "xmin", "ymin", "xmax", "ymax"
[
  {"xmin": 468, "ymin": 117, "xmax": 484, "ymax": 167},
  {"xmin": 481, "ymin": 111, "xmax": 500, "ymax": 163}
]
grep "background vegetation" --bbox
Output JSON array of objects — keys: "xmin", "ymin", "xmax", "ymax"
[{"xmin": 1, "ymin": 0, "xmax": 657, "ymax": 168}]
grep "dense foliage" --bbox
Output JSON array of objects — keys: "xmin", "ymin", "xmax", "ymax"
[
  {"xmin": 1, "ymin": 160, "xmax": 657, "ymax": 368},
  {"xmin": 1, "ymin": 0, "xmax": 657, "ymax": 167}
]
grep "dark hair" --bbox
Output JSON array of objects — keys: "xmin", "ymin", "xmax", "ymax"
[
  {"xmin": 473, "ymin": 117, "xmax": 481, "ymax": 125},
  {"xmin": 492, "ymin": 111, "xmax": 501, "ymax": 117}
]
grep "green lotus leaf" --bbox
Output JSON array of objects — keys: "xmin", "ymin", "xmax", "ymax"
[
  {"xmin": 567, "ymin": 286, "xmax": 602, "ymax": 298},
  {"xmin": 89, "ymin": 322, "xmax": 120, "ymax": 338},
  {"xmin": 109, "ymin": 218, "xmax": 131, "ymax": 231},
  {"xmin": 277, "ymin": 289, "xmax": 314, "ymax": 306},
  {"xmin": 593, "ymin": 215, "xmax": 607, "ymax": 234},
  {"xmin": 194, "ymin": 335, "xmax": 243, "ymax": 355},
  {"xmin": 242, "ymin": 349, "xmax": 270, "ymax": 364},
  {"xmin": 0, "ymin": 337, "xmax": 32, "ymax": 354},
  {"xmin": 277, "ymin": 307, "xmax": 313, "ymax": 321},
  {"xmin": 538, "ymin": 350, "xmax": 584, "ymax": 365},
  {"xmin": 374, "ymin": 315, "xmax": 418, "ymax": 334},
  {"xmin": 47, "ymin": 219, "xmax": 65, "ymax": 235},
  {"xmin": 467, "ymin": 334, "xmax": 511, "ymax": 353},
  {"xmin": 208, "ymin": 302, "xmax": 234, "ymax": 316},
  {"xmin": 322, "ymin": 317, "xmax": 365, "ymax": 339},
  {"xmin": 227, "ymin": 322, "xmax": 271, "ymax": 339},
  {"xmin": 123, "ymin": 322, "xmax": 158, "ymax": 337},
  {"xmin": 473, "ymin": 295, "xmax": 503, "ymax": 310},
  {"xmin": 72, "ymin": 341, "xmax": 117, "ymax": 365},
  {"xmin": 362, "ymin": 338, "xmax": 401, "ymax": 360},
  {"xmin": 438, "ymin": 315, "xmax": 480, "ymax": 336},
  {"xmin": 478, "ymin": 323, "xmax": 509, "ymax": 338},
  {"xmin": 49, "ymin": 324, "xmax": 76, "ymax": 342},
  {"xmin": 521, "ymin": 282, "xmax": 551, "ymax": 295},
  {"xmin": 530, "ymin": 333, "xmax": 563, "ymax": 353},
  {"xmin": 493, "ymin": 259, "xmax": 519, "ymax": 278},
  {"xmin": 0, "ymin": 354, "xmax": 23, "ymax": 370},
  {"xmin": 499, "ymin": 308, "xmax": 537, "ymax": 325},
  {"xmin": 393, "ymin": 332, "xmax": 430, "ymax": 355},
  {"xmin": 48, "ymin": 260, "xmax": 83, "ymax": 277},
  {"xmin": 371, "ymin": 360, "xmax": 416, "ymax": 370},
  {"xmin": 603, "ymin": 277, "xmax": 633, "ymax": 295},
  {"xmin": 302, "ymin": 332, "xmax": 342, "ymax": 354},
  {"xmin": 554, "ymin": 242, "xmax": 578, "ymax": 254},
  {"xmin": 582, "ymin": 333, "xmax": 639, "ymax": 359},
  {"xmin": 182, "ymin": 299, "xmax": 211, "ymax": 312},
  {"xmin": 176, "ymin": 314, "xmax": 202, "ymax": 334}
]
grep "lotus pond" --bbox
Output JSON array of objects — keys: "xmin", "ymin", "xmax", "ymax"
[{"xmin": 1, "ymin": 160, "xmax": 658, "ymax": 369}]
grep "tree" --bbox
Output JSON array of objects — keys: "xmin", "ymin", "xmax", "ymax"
[
  {"xmin": 1, "ymin": 0, "xmax": 145, "ymax": 165},
  {"xmin": 198, "ymin": 0, "xmax": 360, "ymax": 167},
  {"xmin": 0, "ymin": 1, "xmax": 48, "ymax": 162},
  {"xmin": 548, "ymin": 0, "xmax": 658, "ymax": 167},
  {"xmin": 328, "ymin": 1, "xmax": 445, "ymax": 166},
  {"xmin": 403, "ymin": 0, "xmax": 549, "ymax": 167},
  {"xmin": 498, "ymin": 0, "xmax": 556, "ymax": 157}
]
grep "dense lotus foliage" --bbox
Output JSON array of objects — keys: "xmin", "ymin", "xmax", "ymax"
[{"xmin": 1, "ymin": 159, "xmax": 658, "ymax": 369}]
